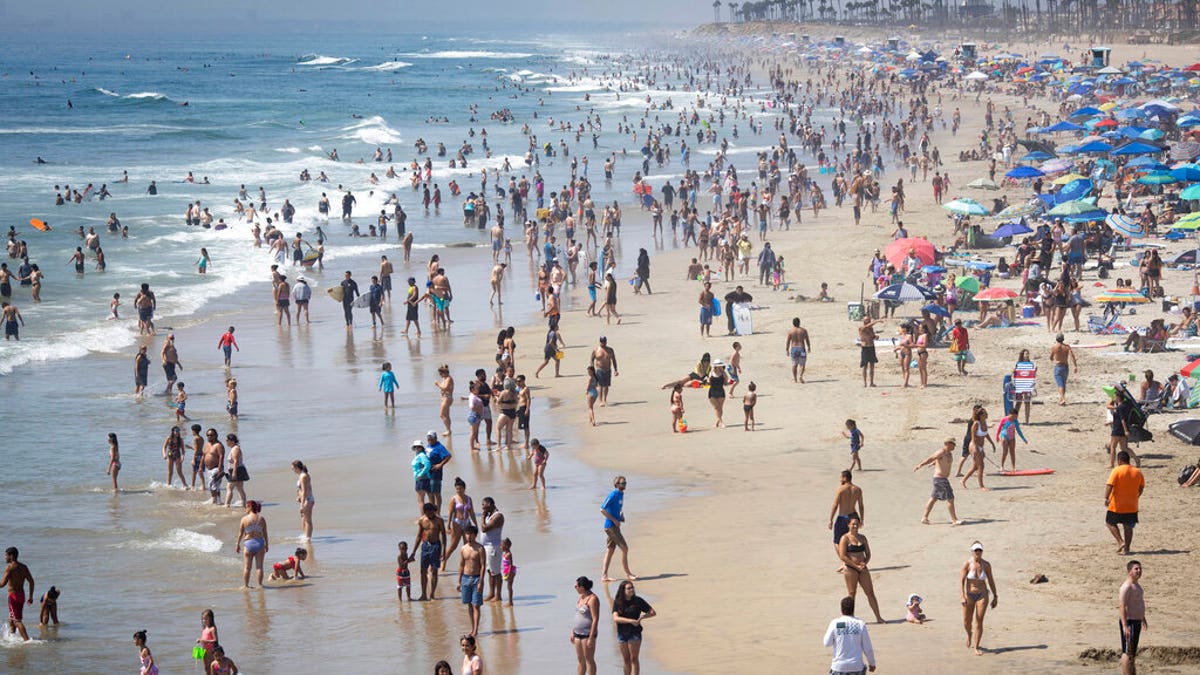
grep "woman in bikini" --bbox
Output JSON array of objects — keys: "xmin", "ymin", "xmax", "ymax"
[
  {"xmin": 962, "ymin": 407, "xmax": 996, "ymax": 491},
  {"xmin": 960, "ymin": 541, "xmax": 998, "ymax": 655},
  {"xmin": 496, "ymin": 379, "xmax": 518, "ymax": 451},
  {"xmin": 434, "ymin": 365, "xmax": 454, "ymax": 436},
  {"xmin": 894, "ymin": 324, "xmax": 914, "ymax": 388},
  {"xmin": 836, "ymin": 513, "xmax": 885, "ymax": 623},
  {"xmin": 160, "ymin": 426, "xmax": 189, "ymax": 488},
  {"xmin": 915, "ymin": 323, "xmax": 931, "ymax": 388},
  {"xmin": 293, "ymin": 460, "xmax": 314, "ymax": 540},
  {"xmin": 223, "ymin": 434, "xmax": 247, "ymax": 509},
  {"xmin": 235, "ymin": 500, "xmax": 269, "ymax": 589},
  {"xmin": 585, "ymin": 365, "xmax": 599, "ymax": 427},
  {"xmin": 442, "ymin": 478, "xmax": 477, "ymax": 569}
]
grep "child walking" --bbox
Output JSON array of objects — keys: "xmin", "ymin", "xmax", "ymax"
[
  {"xmin": 843, "ymin": 419, "xmax": 864, "ymax": 471},
  {"xmin": 500, "ymin": 538, "xmax": 516, "ymax": 606},
  {"xmin": 379, "ymin": 361, "xmax": 397, "ymax": 409},
  {"xmin": 742, "ymin": 382, "xmax": 757, "ymax": 431}
]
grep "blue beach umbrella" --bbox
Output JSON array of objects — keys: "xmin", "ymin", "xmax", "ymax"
[
  {"xmin": 1106, "ymin": 213, "xmax": 1144, "ymax": 238},
  {"xmin": 1076, "ymin": 140, "xmax": 1113, "ymax": 153},
  {"xmin": 1042, "ymin": 120, "xmax": 1086, "ymax": 132},
  {"xmin": 1006, "ymin": 165, "xmax": 1044, "ymax": 179},
  {"xmin": 1137, "ymin": 172, "xmax": 1178, "ymax": 185},
  {"xmin": 1181, "ymin": 184, "xmax": 1200, "ymax": 200},
  {"xmin": 1071, "ymin": 106, "xmax": 1103, "ymax": 117},
  {"xmin": 1111, "ymin": 141, "xmax": 1162, "ymax": 155},
  {"xmin": 1170, "ymin": 166, "xmax": 1200, "ymax": 182},
  {"xmin": 875, "ymin": 282, "xmax": 937, "ymax": 302},
  {"xmin": 1021, "ymin": 151, "xmax": 1055, "ymax": 161},
  {"xmin": 992, "ymin": 222, "xmax": 1034, "ymax": 238},
  {"xmin": 921, "ymin": 304, "xmax": 951, "ymax": 318},
  {"xmin": 922, "ymin": 265, "xmax": 947, "ymax": 273}
]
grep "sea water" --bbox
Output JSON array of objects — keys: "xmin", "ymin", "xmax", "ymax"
[{"xmin": 0, "ymin": 29, "xmax": 834, "ymax": 672}]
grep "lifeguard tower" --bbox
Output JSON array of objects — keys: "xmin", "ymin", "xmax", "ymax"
[
  {"xmin": 887, "ymin": 36, "xmax": 901, "ymax": 51},
  {"xmin": 960, "ymin": 42, "xmax": 978, "ymax": 61},
  {"xmin": 1090, "ymin": 47, "xmax": 1112, "ymax": 68}
]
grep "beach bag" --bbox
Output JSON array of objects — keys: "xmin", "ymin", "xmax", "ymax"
[
  {"xmin": 949, "ymin": 337, "xmax": 961, "ymax": 354},
  {"xmin": 1179, "ymin": 465, "xmax": 1197, "ymax": 485},
  {"xmin": 963, "ymin": 350, "xmax": 976, "ymax": 365},
  {"xmin": 234, "ymin": 465, "xmax": 250, "ymax": 482}
]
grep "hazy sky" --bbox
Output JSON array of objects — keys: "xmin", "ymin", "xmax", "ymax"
[{"xmin": 0, "ymin": 0, "xmax": 704, "ymax": 33}]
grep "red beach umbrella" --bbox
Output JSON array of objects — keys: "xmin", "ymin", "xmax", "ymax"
[
  {"xmin": 973, "ymin": 287, "xmax": 1019, "ymax": 301},
  {"xmin": 884, "ymin": 237, "xmax": 936, "ymax": 268}
]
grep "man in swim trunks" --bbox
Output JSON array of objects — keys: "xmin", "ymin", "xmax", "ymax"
[
  {"xmin": 161, "ymin": 333, "xmax": 182, "ymax": 394},
  {"xmin": 1, "ymin": 302, "xmax": 23, "ymax": 341},
  {"xmin": 829, "ymin": 470, "xmax": 865, "ymax": 563},
  {"xmin": 1, "ymin": 547, "xmax": 35, "ymax": 641},
  {"xmin": 415, "ymin": 502, "xmax": 446, "ymax": 601},
  {"xmin": 858, "ymin": 316, "xmax": 884, "ymax": 387},
  {"xmin": 134, "ymin": 283, "xmax": 156, "ymax": 335},
  {"xmin": 785, "ymin": 317, "xmax": 811, "ymax": 383},
  {"xmin": 201, "ymin": 429, "xmax": 226, "ymax": 505},
  {"xmin": 600, "ymin": 475, "xmax": 636, "ymax": 582},
  {"xmin": 1050, "ymin": 333, "xmax": 1078, "ymax": 406},
  {"xmin": 589, "ymin": 336, "xmax": 618, "ymax": 406},
  {"xmin": 425, "ymin": 431, "xmax": 452, "ymax": 511},
  {"xmin": 913, "ymin": 438, "xmax": 963, "ymax": 525},
  {"xmin": 456, "ymin": 524, "xmax": 486, "ymax": 637},
  {"xmin": 1118, "ymin": 560, "xmax": 1147, "ymax": 675},
  {"xmin": 479, "ymin": 498, "xmax": 505, "ymax": 602}
]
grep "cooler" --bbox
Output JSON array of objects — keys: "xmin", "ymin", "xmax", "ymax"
[
  {"xmin": 847, "ymin": 302, "xmax": 864, "ymax": 321},
  {"xmin": 1022, "ymin": 305, "xmax": 1036, "ymax": 318}
]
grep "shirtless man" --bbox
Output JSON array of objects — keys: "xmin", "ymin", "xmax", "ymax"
[
  {"xmin": 379, "ymin": 255, "xmax": 394, "ymax": 302},
  {"xmin": 785, "ymin": 317, "xmax": 811, "ymax": 383},
  {"xmin": 828, "ymin": 470, "xmax": 865, "ymax": 565},
  {"xmin": 1050, "ymin": 333, "xmax": 1078, "ymax": 406},
  {"xmin": 161, "ymin": 334, "xmax": 182, "ymax": 394},
  {"xmin": 589, "ymin": 336, "xmax": 619, "ymax": 406},
  {"xmin": 415, "ymin": 502, "xmax": 447, "ymax": 601},
  {"xmin": 489, "ymin": 263, "xmax": 506, "ymax": 306},
  {"xmin": 1118, "ymin": 560, "xmax": 1147, "ymax": 675},
  {"xmin": 456, "ymin": 524, "xmax": 487, "ymax": 637},
  {"xmin": 913, "ymin": 438, "xmax": 963, "ymax": 525},
  {"xmin": 858, "ymin": 317, "xmax": 885, "ymax": 387},
  {"xmin": 1, "ymin": 547, "xmax": 34, "ymax": 641},
  {"xmin": 2, "ymin": 303, "xmax": 24, "ymax": 341},
  {"xmin": 430, "ymin": 268, "xmax": 453, "ymax": 329},
  {"xmin": 201, "ymin": 429, "xmax": 226, "ymax": 505},
  {"xmin": 135, "ymin": 283, "xmax": 156, "ymax": 335},
  {"xmin": 490, "ymin": 222, "xmax": 504, "ymax": 262}
]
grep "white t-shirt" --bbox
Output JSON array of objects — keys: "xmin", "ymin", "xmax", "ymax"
[{"xmin": 823, "ymin": 614, "xmax": 875, "ymax": 672}]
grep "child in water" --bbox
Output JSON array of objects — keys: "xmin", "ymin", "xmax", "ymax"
[
  {"xmin": 133, "ymin": 630, "xmax": 159, "ymax": 675},
  {"xmin": 268, "ymin": 548, "xmax": 308, "ymax": 581},
  {"xmin": 109, "ymin": 292, "xmax": 120, "ymax": 320},
  {"xmin": 742, "ymin": 382, "xmax": 757, "ymax": 431},
  {"xmin": 174, "ymin": 382, "xmax": 189, "ymax": 421},
  {"xmin": 38, "ymin": 586, "xmax": 60, "ymax": 626},
  {"xmin": 396, "ymin": 541, "xmax": 414, "ymax": 601},
  {"xmin": 500, "ymin": 538, "xmax": 516, "ymax": 606},
  {"xmin": 379, "ymin": 361, "xmax": 397, "ymax": 409}
]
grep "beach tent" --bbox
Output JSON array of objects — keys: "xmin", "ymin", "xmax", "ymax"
[
  {"xmin": 1006, "ymin": 165, "xmax": 1044, "ymax": 179},
  {"xmin": 967, "ymin": 178, "xmax": 1000, "ymax": 190},
  {"xmin": 1167, "ymin": 419, "xmax": 1200, "ymax": 444}
]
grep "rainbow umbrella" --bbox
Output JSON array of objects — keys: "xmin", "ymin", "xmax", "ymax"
[{"xmin": 1094, "ymin": 288, "xmax": 1149, "ymax": 303}]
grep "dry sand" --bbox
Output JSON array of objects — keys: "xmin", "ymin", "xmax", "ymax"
[{"xmin": 496, "ymin": 30, "xmax": 1200, "ymax": 673}]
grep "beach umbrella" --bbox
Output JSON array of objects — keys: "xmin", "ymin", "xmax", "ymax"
[
  {"xmin": 921, "ymin": 304, "xmax": 951, "ymax": 318},
  {"xmin": 1111, "ymin": 141, "xmax": 1162, "ymax": 155},
  {"xmin": 1180, "ymin": 184, "xmax": 1200, "ymax": 200},
  {"xmin": 967, "ymin": 178, "xmax": 1000, "ymax": 190},
  {"xmin": 1093, "ymin": 118, "xmax": 1120, "ymax": 128},
  {"xmin": 1106, "ymin": 213, "xmax": 1145, "ymax": 238},
  {"xmin": 991, "ymin": 222, "xmax": 1033, "ymax": 238},
  {"xmin": 1071, "ymin": 105, "xmax": 1104, "ymax": 117},
  {"xmin": 884, "ymin": 237, "xmax": 936, "ymax": 268},
  {"xmin": 1180, "ymin": 358, "xmax": 1200, "ymax": 379},
  {"xmin": 875, "ymin": 282, "xmax": 936, "ymax": 302},
  {"xmin": 943, "ymin": 198, "xmax": 990, "ymax": 216},
  {"xmin": 1042, "ymin": 120, "xmax": 1086, "ymax": 132},
  {"xmin": 1137, "ymin": 172, "xmax": 1178, "ymax": 185},
  {"xmin": 1094, "ymin": 287, "xmax": 1149, "ymax": 303},
  {"xmin": 965, "ymin": 71, "xmax": 989, "ymax": 81},
  {"xmin": 1173, "ymin": 218, "xmax": 1200, "ymax": 232},
  {"xmin": 1097, "ymin": 65, "xmax": 1124, "ymax": 75},
  {"xmin": 973, "ymin": 287, "xmax": 1019, "ymax": 301},
  {"xmin": 954, "ymin": 276, "xmax": 981, "ymax": 293},
  {"xmin": 995, "ymin": 201, "xmax": 1043, "ymax": 219},
  {"xmin": 1126, "ymin": 157, "xmax": 1169, "ymax": 171},
  {"xmin": 1052, "ymin": 172, "xmax": 1087, "ymax": 184},
  {"xmin": 1048, "ymin": 200, "xmax": 1102, "ymax": 216},
  {"xmin": 1022, "ymin": 151, "xmax": 1055, "ymax": 161},
  {"xmin": 1076, "ymin": 140, "xmax": 1113, "ymax": 153},
  {"xmin": 1140, "ymin": 128, "xmax": 1166, "ymax": 141},
  {"xmin": 1041, "ymin": 158, "xmax": 1074, "ymax": 173},
  {"xmin": 1006, "ymin": 165, "xmax": 1044, "ymax": 179},
  {"xmin": 1170, "ymin": 166, "xmax": 1200, "ymax": 182},
  {"xmin": 922, "ymin": 265, "xmax": 947, "ymax": 273}
]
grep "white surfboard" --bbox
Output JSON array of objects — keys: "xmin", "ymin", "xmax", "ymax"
[{"xmin": 732, "ymin": 302, "xmax": 753, "ymax": 335}]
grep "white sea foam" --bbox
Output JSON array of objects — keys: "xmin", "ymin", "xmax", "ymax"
[
  {"xmin": 339, "ymin": 115, "xmax": 402, "ymax": 146},
  {"xmin": 0, "ymin": 322, "xmax": 138, "ymax": 375},
  {"xmin": 307, "ymin": 145, "xmax": 323, "ymax": 151},
  {"xmin": 274, "ymin": 147, "xmax": 301, "ymax": 153},
  {"xmin": 124, "ymin": 91, "xmax": 168, "ymax": 100},
  {"xmin": 94, "ymin": 87, "xmax": 119, "ymax": 97},
  {"xmin": 298, "ymin": 55, "xmax": 358, "ymax": 66},
  {"xmin": 399, "ymin": 50, "xmax": 534, "ymax": 60},
  {"xmin": 357, "ymin": 61, "xmax": 413, "ymax": 72},
  {"xmin": 119, "ymin": 528, "xmax": 223, "ymax": 554}
]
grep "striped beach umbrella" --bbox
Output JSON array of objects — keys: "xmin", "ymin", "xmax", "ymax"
[
  {"xmin": 1094, "ymin": 288, "xmax": 1149, "ymax": 304},
  {"xmin": 1105, "ymin": 214, "xmax": 1144, "ymax": 238},
  {"xmin": 874, "ymin": 282, "xmax": 937, "ymax": 302}
]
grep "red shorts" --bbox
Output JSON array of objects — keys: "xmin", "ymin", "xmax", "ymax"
[{"xmin": 8, "ymin": 592, "xmax": 24, "ymax": 622}]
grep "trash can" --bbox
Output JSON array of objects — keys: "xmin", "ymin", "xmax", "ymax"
[{"xmin": 847, "ymin": 302, "xmax": 864, "ymax": 321}]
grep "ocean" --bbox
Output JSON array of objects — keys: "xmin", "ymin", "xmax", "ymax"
[{"xmin": 0, "ymin": 29, "xmax": 832, "ymax": 672}]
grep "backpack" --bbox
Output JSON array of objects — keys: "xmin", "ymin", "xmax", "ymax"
[{"xmin": 1179, "ymin": 465, "xmax": 1197, "ymax": 486}]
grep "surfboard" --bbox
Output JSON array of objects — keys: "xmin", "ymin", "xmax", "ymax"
[
  {"xmin": 997, "ymin": 468, "xmax": 1055, "ymax": 476},
  {"xmin": 352, "ymin": 292, "xmax": 373, "ymax": 309},
  {"xmin": 732, "ymin": 302, "xmax": 753, "ymax": 335},
  {"xmin": 1076, "ymin": 342, "xmax": 1116, "ymax": 349},
  {"xmin": 29, "ymin": 218, "xmax": 51, "ymax": 231},
  {"xmin": 326, "ymin": 286, "xmax": 344, "ymax": 302}
]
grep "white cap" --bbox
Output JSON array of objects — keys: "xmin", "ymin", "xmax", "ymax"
[
  {"xmin": 426, "ymin": 430, "xmax": 438, "ymax": 439},
  {"xmin": 971, "ymin": 542, "xmax": 984, "ymax": 552},
  {"xmin": 411, "ymin": 440, "xmax": 425, "ymax": 450}
]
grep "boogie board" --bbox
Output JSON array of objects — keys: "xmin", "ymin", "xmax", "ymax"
[
  {"xmin": 732, "ymin": 302, "xmax": 753, "ymax": 335},
  {"xmin": 29, "ymin": 218, "xmax": 51, "ymax": 231},
  {"xmin": 326, "ymin": 286, "xmax": 344, "ymax": 302},
  {"xmin": 997, "ymin": 468, "xmax": 1055, "ymax": 476}
]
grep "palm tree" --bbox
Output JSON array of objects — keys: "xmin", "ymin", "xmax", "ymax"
[{"xmin": 714, "ymin": 0, "xmax": 723, "ymax": 21}]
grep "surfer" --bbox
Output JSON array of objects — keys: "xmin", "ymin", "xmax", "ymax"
[{"xmin": 339, "ymin": 271, "xmax": 359, "ymax": 328}]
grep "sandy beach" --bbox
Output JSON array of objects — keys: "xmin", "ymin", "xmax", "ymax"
[{"xmin": 5, "ymin": 22, "xmax": 1200, "ymax": 675}]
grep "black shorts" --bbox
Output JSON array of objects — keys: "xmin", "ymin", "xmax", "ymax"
[
  {"xmin": 517, "ymin": 406, "xmax": 529, "ymax": 430},
  {"xmin": 1106, "ymin": 511, "xmax": 1138, "ymax": 527},
  {"xmin": 860, "ymin": 345, "xmax": 878, "ymax": 368},
  {"xmin": 1120, "ymin": 619, "xmax": 1142, "ymax": 655},
  {"xmin": 163, "ymin": 363, "xmax": 177, "ymax": 380},
  {"xmin": 381, "ymin": 276, "xmax": 392, "ymax": 291},
  {"xmin": 595, "ymin": 368, "xmax": 612, "ymax": 387}
]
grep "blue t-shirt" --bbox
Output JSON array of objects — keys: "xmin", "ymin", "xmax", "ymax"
[
  {"xmin": 426, "ymin": 442, "xmax": 450, "ymax": 479},
  {"xmin": 849, "ymin": 428, "xmax": 862, "ymax": 452},
  {"xmin": 601, "ymin": 488, "xmax": 624, "ymax": 529},
  {"xmin": 411, "ymin": 452, "xmax": 431, "ymax": 480}
]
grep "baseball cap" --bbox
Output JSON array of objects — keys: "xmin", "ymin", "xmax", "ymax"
[
  {"xmin": 426, "ymin": 430, "xmax": 438, "ymax": 439},
  {"xmin": 599, "ymin": 336, "xmax": 607, "ymax": 342},
  {"xmin": 971, "ymin": 542, "xmax": 984, "ymax": 551},
  {"xmin": 412, "ymin": 440, "xmax": 425, "ymax": 450}
]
